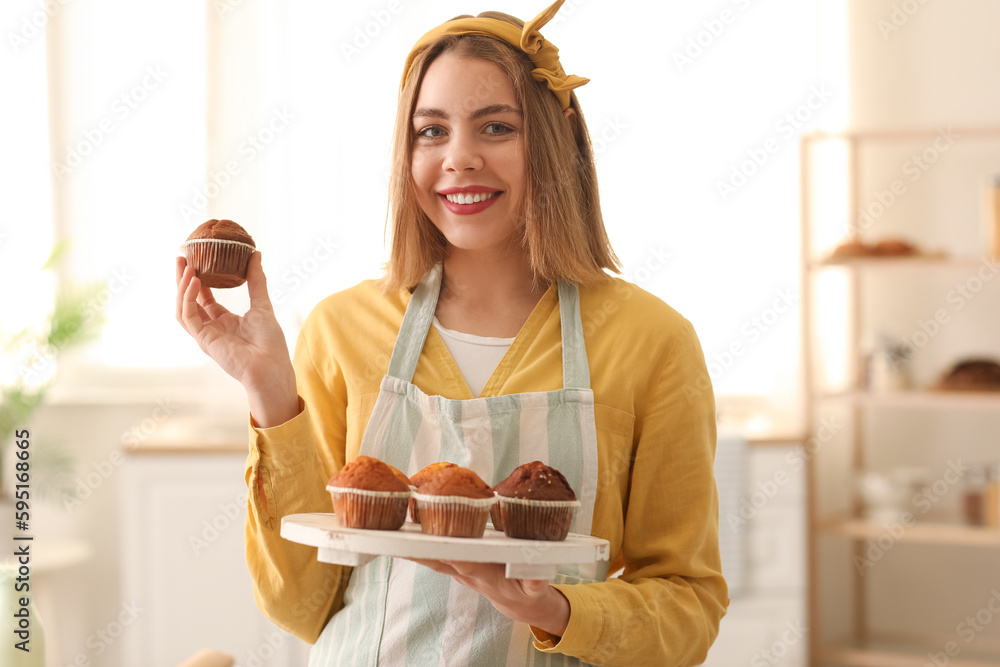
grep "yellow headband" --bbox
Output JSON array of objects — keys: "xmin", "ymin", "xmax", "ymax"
[{"xmin": 400, "ymin": 0, "xmax": 588, "ymax": 111}]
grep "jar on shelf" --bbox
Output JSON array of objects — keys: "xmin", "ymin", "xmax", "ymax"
[
  {"xmin": 989, "ymin": 174, "xmax": 1000, "ymax": 260},
  {"xmin": 856, "ymin": 468, "xmax": 926, "ymax": 523},
  {"xmin": 868, "ymin": 340, "xmax": 912, "ymax": 393},
  {"xmin": 963, "ymin": 463, "xmax": 988, "ymax": 526},
  {"xmin": 985, "ymin": 462, "xmax": 1000, "ymax": 530}
]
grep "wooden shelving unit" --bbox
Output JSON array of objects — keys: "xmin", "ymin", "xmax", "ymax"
[
  {"xmin": 818, "ymin": 390, "xmax": 1000, "ymax": 410},
  {"xmin": 818, "ymin": 641, "xmax": 1000, "ymax": 667},
  {"xmin": 800, "ymin": 128, "xmax": 1000, "ymax": 666},
  {"xmin": 811, "ymin": 255, "xmax": 989, "ymax": 270},
  {"xmin": 815, "ymin": 517, "xmax": 1000, "ymax": 547}
]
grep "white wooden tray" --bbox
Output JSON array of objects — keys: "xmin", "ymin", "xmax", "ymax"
[{"xmin": 281, "ymin": 513, "xmax": 610, "ymax": 579}]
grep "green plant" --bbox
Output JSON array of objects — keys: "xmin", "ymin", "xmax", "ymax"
[{"xmin": 0, "ymin": 242, "xmax": 106, "ymax": 499}]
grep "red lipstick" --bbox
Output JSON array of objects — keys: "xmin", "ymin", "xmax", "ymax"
[{"xmin": 438, "ymin": 186, "xmax": 503, "ymax": 215}]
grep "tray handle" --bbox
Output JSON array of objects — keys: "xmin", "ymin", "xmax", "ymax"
[{"xmin": 318, "ymin": 548, "xmax": 376, "ymax": 568}]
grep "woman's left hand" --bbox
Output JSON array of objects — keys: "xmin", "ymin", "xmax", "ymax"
[{"xmin": 409, "ymin": 560, "xmax": 570, "ymax": 637}]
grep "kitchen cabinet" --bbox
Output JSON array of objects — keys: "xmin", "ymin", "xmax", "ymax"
[{"xmin": 119, "ymin": 449, "xmax": 311, "ymax": 667}]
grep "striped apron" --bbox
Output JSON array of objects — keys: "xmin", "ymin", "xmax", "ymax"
[{"xmin": 309, "ymin": 264, "xmax": 606, "ymax": 667}]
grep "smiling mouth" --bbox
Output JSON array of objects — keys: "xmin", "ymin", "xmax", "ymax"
[{"xmin": 442, "ymin": 191, "xmax": 501, "ymax": 205}]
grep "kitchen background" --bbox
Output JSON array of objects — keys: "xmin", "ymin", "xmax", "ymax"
[{"xmin": 2, "ymin": 0, "xmax": 999, "ymax": 665}]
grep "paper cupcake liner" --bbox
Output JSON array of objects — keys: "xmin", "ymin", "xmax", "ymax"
[
  {"xmin": 407, "ymin": 486, "xmax": 422, "ymax": 524},
  {"xmin": 412, "ymin": 492, "xmax": 496, "ymax": 538},
  {"xmin": 181, "ymin": 238, "xmax": 255, "ymax": 289},
  {"xmin": 496, "ymin": 497, "xmax": 580, "ymax": 541},
  {"xmin": 327, "ymin": 486, "xmax": 411, "ymax": 531}
]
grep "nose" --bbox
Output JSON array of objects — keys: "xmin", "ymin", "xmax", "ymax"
[{"xmin": 441, "ymin": 130, "xmax": 483, "ymax": 172}]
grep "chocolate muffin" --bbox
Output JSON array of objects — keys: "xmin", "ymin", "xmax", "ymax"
[
  {"xmin": 493, "ymin": 461, "xmax": 580, "ymax": 541},
  {"xmin": 494, "ymin": 461, "xmax": 577, "ymax": 501},
  {"xmin": 326, "ymin": 456, "xmax": 411, "ymax": 530},
  {"xmin": 412, "ymin": 466, "xmax": 496, "ymax": 538},
  {"xmin": 182, "ymin": 219, "xmax": 256, "ymax": 288}
]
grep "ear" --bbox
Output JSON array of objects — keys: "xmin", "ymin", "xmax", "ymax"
[{"xmin": 563, "ymin": 106, "xmax": 580, "ymax": 141}]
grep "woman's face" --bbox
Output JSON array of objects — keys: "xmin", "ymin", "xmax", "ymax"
[{"xmin": 410, "ymin": 51, "xmax": 525, "ymax": 255}]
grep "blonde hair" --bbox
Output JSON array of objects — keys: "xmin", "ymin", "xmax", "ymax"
[{"xmin": 381, "ymin": 11, "xmax": 620, "ymax": 291}]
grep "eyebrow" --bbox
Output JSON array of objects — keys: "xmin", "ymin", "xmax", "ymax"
[{"xmin": 412, "ymin": 103, "xmax": 522, "ymax": 121}]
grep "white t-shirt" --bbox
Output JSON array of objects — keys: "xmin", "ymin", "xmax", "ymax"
[{"xmin": 432, "ymin": 317, "xmax": 515, "ymax": 397}]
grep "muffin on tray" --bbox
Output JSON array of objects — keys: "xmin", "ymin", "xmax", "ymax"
[
  {"xmin": 408, "ymin": 461, "xmax": 458, "ymax": 524},
  {"xmin": 326, "ymin": 456, "xmax": 411, "ymax": 530},
  {"xmin": 412, "ymin": 466, "xmax": 496, "ymax": 538},
  {"xmin": 493, "ymin": 461, "xmax": 580, "ymax": 541},
  {"xmin": 385, "ymin": 462, "xmax": 412, "ymax": 488}
]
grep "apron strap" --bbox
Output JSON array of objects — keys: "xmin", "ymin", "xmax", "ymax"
[
  {"xmin": 558, "ymin": 281, "xmax": 591, "ymax": 390},
  {"xmin": 386, "ymin": 264, "xmax": 443, "ymax": 381},
  {"xmin": 386, "ymin": 264, "xmax": 592, "ymax": 390}
]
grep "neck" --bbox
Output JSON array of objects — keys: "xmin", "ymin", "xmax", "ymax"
[{"xmin": 436, "ymin": 243, "xmax": 549, "ymax": 337}]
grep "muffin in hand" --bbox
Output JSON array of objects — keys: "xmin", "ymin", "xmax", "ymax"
[{"xmin": 181, "ymin": 219, "xmax": 256, "ymax": 288}]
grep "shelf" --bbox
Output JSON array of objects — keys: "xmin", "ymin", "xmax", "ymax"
[
  {"xmin": 804, "ymin": 127, "xmax": 1000, "ymax": 141},
  {"xmin": 818, "ymin": 640, "xmax": 1000, "ymax": 667},
  {"xmin": 816, "ymin": 390, "xmax": 1000, "ymax": 409},
  {"xmin": 810, "ymin": 255, "xmax": 994, "ymax": 271},
  {"xmin": 816, "ymin": 517, "xmax": 1000, "ymax": 547}
]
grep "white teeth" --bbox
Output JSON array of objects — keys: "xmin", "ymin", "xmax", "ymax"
[{"xmin": 444, "ymin": 191, "xmax": 499, "ymax": 204}]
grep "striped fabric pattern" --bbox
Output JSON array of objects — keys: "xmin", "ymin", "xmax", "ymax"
[{"xmin": 310, "ymin": 266, "xmax": 604, "ymax": 666}]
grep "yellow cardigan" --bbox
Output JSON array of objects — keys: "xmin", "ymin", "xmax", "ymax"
[{"xmin": 244, "ymin": 276, "xmax": 728, "ymax": 666}]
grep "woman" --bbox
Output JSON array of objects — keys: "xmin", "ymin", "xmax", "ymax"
[{"xmin": 176, "ymin": 2, "xmax": 728, "ymax": 665}]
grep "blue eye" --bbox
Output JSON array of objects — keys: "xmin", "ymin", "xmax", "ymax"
[{"xmin": 416, "ymin": 126, "xmax": 445, "ymax": 138}]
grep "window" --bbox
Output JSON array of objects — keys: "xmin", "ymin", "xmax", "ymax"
[{"xmin": 12, "ymin": 1, "xmax": 847, "ymax": 430}]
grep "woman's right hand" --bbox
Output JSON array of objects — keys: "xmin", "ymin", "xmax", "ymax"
[{"xmin": 176, "ymin": 251, "xmax": 300, "ymax": 427}]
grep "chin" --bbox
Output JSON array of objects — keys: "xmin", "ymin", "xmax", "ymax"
[
  {"xmin": 443, "ymin": 237, "xmax": 507, "ymax": 253},
  {"xmin": 433, "ymin": 221, "xmax": 517, "ymax": 254}
]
